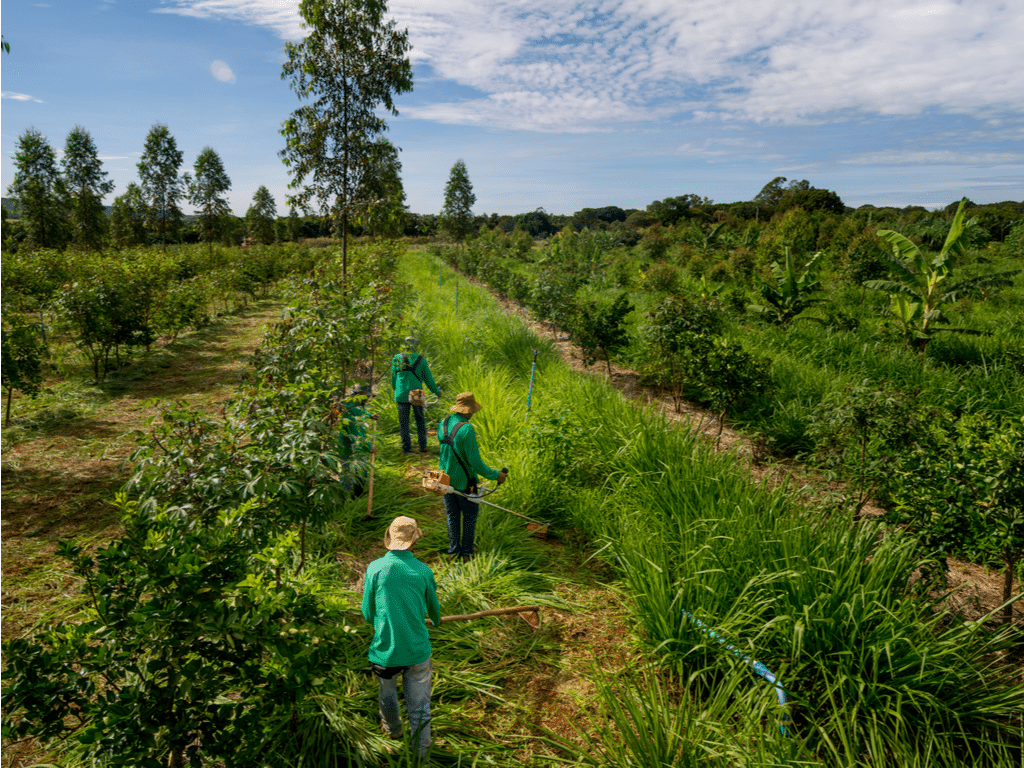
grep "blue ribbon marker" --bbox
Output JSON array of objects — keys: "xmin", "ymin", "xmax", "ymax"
[{"xmin": 682, "ymin": 610, "xmax": 790, "ymax": 735}]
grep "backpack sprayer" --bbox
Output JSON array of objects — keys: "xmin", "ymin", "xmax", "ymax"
[{"xmin": 422, "ymin": 468, "xmax": 550, "ymax": 536}]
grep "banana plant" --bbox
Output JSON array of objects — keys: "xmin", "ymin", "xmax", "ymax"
[
  {"xmin": 750, "ymin": 247, "xmax": 823, "ymax": 325},
  {"xmin": 865, "ymin": 198, "xmax": 1021, "ymax": 353}
]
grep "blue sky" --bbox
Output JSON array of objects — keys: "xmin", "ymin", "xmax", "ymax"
[{"xmin": 2, "ymin": 0, "xmax": 1022, "ymax": 217}]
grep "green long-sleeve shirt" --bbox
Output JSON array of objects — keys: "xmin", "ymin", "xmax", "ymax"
[
  {"xmin": 390, "ymin": 350, "xmax": 441, "ymax": 403},
  {"xmin": 438, "ymin": 414, "xmax": 500, "ymax": 493},
  {"xmin": 361, "ymin": 550, "xmax": 442, "ymax": 667}
]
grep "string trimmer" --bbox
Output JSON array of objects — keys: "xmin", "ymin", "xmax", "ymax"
[{"xmin": 421, "ymin": 469, "xmax": 550, "ymax": 536}]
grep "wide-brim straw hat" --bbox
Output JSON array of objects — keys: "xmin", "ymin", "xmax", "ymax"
[
  {"xmin": 450, "ymin": 392, "xmax": 483, "ymax": 415},
  {"xmin": 384, "ymin": 516, "xmax": 423, "ymax": 551}
]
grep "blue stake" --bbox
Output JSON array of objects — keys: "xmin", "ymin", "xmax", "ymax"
[
  {"xmin": 525, "ymin": 349, "xmax": 539, "ymax": 421},
  {"xmin": 455, "ymin": 281, "xmax": 459, "ymax": 314},
  {"xmin": 682, "ymin": 610, "xmax": 790, "ymax": 736}
]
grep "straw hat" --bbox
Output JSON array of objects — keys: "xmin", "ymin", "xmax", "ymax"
[
  {"xmin": 450, "ymin": 392, "xmax": 482, "ymax": 415},
  {"xmin": 384, "ymin": 516, "xmax": 423, "ymax": 551}
]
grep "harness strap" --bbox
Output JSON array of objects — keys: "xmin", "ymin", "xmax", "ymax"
[
  {"xmin": 440, "ymin": 416, "xmax": 476, "ymax": 493},
  {"xmin": 401, "ymin": 353, "xmax": 424, "ymax": 379}
]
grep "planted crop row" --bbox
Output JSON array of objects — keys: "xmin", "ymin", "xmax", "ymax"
[
  {"xmin": 431, "ymin": 216, "xmax": 1024, "ymax": 592},
  {"xmin": 402, "ymin": 250, "xmax": 1024, "ymax": 767}
]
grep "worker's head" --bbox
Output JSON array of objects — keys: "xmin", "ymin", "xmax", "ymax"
[
  {"xmin": 349, "ymin": 382, "xmax": 371, "ymax": 399},
  {"xmin": 450, "ymin": 392, "xmax": 482, "ymax": 417},
  {"xmin": 385, "ymin": 516, "xmax": 423, "ymax": 551},
  {"xmin": 404, "ymin": 336, "xmax": 418, "ymax": 349}
]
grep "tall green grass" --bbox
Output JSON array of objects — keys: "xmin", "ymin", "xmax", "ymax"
[{"xmin": 401, "ymin": 250, "xmax": 1024, "ymax": 768}]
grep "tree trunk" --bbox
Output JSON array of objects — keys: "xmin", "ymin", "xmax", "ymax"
[{"xmin": 5, "ymin": 387, "xmax": 12, "ymax": 427}]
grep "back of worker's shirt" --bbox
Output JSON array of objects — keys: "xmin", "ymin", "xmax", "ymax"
[{"xmin": 361, "ymin": 550, "xmax": 442, "ymax": 667}]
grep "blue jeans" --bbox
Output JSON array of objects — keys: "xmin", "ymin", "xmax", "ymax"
[
  {"xmin": 397, "ymin": 402, "xmax": 427, "ymax": 452},
  {"xmin": 444, "ymin": 492, "xmax": 479, "ymax": 557},
  {"xmin": 378, "ymin": 658, "xmax": 432, "ymax": 760}
]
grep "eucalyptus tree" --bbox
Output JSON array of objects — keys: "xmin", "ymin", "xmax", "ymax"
[
  {"xmin": 440, "ymin": 158, "xmax": 475, "ymax": 241},
  {"xmin": 246, "ymin": 185, "xmax": 278, "ymax": 245},
  {"xmin": 110, "ymin": 182, "xmax": 149, "ymax": 248},
  {"xmin": 359, "ymin": 137, "xmax": 407, "ymax": 237},
  {"xmin": 185, "ymin": 146, "xmax": 232, "ymax": 256},
  {"xmin": 280, "ymin": 0, "xmax": 414, "ymax": 276},
  {"xmin": 62, "ymin": 126, "xmax": 114, "ymax": 251},
  {"xmin": 137, "ymin": 124, "xmax": 184, "ymax": 252},
  {"xmin": 6, "ymin": 128, "xmax": 68, "ymax": 250}
]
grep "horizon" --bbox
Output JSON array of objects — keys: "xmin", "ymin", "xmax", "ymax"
[{"xmin": 2, "ymin": 1, "xmax": 1022, "ymax": 218}]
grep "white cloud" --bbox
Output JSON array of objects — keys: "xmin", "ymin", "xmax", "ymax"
[
  {"xmin": 2, "ymin": 91, "xmax": 45, "ymax": 103},
  {"xmin": 210, "ymin": 59, "xmax": 236, "ymax": 83},
  {"xmin": 840, "ymin": 149, "xmax": 1024, "ymax": 166},
  {"xmin": 154, "ymin": 0, "xmax": 1024, "ymax": 133}
]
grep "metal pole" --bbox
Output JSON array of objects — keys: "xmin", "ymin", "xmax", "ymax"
[{"xmin": 525, "ymin": 349, "xmax": 539, "ymax": 421}]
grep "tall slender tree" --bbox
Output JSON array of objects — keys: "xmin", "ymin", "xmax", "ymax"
[
  {"xmin": 246, "ymin": 186, "xmax": 278, "ymax": 245},
  {"xmin": 6, "ymin": 128, "xmax": 68, "ymax": 250},
  {"xmin": 110, "ymin": 183, "xmax": 149, "ymax": 248},
  {"xmin": 185, "ymin": 147, "xmax": 232, "ymax": 256},
  {"xmin": 62, "ymin": 126, "xmax": 114, "ymax": 252},
  {"xmin": 137, "ymin": 124, "xmax": 184, "ymax": 252},
  {"xmin": 440, "ymin": 159, "xmax": 475, "ymax": 242},
  {"xmin": 359, "ymin": 138, "xmax": 407, "ymax": 238},
  {"xmin": 280, "ymin": 0, "xmax": 413, "ymax": 276}
]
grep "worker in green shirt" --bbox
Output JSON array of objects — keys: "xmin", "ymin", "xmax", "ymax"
[
  {"xmin": 438, "ymin": 392, "xmax": 507, "ymax": 562},
  {"xmin": 362, "ymin": 516, "xmax": 442, "ymax": 762},
  {"xmin": 390, "ymin": 337, "xmax": 442, "ymax": 454},
  {"xmin": 337, "ymin": 383, "xmax": 376, "ymax": 497}
]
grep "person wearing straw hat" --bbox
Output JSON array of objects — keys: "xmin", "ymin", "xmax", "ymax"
[
  {"xmin": 437, "ymin": 392, "xmax": 507, "ymax": 562},
  {"xmin": 362, "ymin": 516, "xmax": 442, "ymax": 762},
  {"xmin": 390, "ymin": 337, "xmax": 442, "ymax": 454}
]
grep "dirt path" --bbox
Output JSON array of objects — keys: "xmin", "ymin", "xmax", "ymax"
[{"xmin": 1, "ymin": 301, "xmax": 284, "ymax": 643}]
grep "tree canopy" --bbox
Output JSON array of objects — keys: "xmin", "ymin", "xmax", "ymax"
[
  {"xmin": 440, "ymin": 159, "xmax": 475, "ymax": 241},
  {"xmin": 186, "ymin": 146, "xmax": 232, "ymax": 255},
  {"xmin": 6, "ymin": 128, "xmax": 67, "ymax": 250},
  {"xmin": 138, "ymin": 124, "xmax": 184, "ymax": 252},
  {"xmin": 280, "ymin": 0, "xmax": 413, "ymax": 274},
  {"xmin": 63, "ymin": 126, "xmax": 114, "ymax": 252}
]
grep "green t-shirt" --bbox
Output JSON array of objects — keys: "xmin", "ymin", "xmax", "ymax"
[
  {"xmin": 437, "ymin": 414, "xmax": 500, "ymax": 493},
  {"xmin": 390, "ymin": 351, "xmax": 441, "ymax": 403},
  {"xmin": 361, "ymin": 550, "xmax": 443, "ymax": 667}
]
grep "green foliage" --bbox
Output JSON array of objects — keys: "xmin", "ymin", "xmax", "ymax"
[
  {"xmin": 750, "ymin": 248, "xmax": 824, "ymax": 325},
  {"xmin": 138, "ymin": 124, "xmax": 185, "ymax": 252},
  {"xmin": 866, "ymin": 198, "xmax": 1022, "ymax": 352},
  {"xmin": 640, "ymin": 260, "xmax": 681, "ymax": 294},
  {"xmin": 358, "ymin": 138, "xmax": 407, "ymax": 238},
  {"xmin": 280, "ymin": 0, "xmax": 413, "ymax": 273},
  {"xmin": 1, "ymin": 321, "xmax": 47, "ymax": 425},
  {"xmin": 886, "ymin": 412, "xmax": 1024, "ymax": 619},
  {"xmin": 696, "ymin": 338, "xmax": 774, "ymax": 440},
  {"xmin": 110, "ymin": 182, "xmax": 150, "ymax": 248},
  {"xmin": 55, "ymin": 263, "xmax": 157, "ymax": 381},
  {"xmin": 245, "ymin": 185, "xmax": 278, "ymax": 245},
  {"xmin": 185, "ymin": 146, "xmax": 232, "ymax": 256},
  {"xmin": 0, "ymin": 496, "xmax": 352, "ymax": 768},
  {"xmin": 6, "ymin": 128, "xmax": 68, "ymax": 251},
  {"xmin": 62, "ymin": 126, "xmax": 114, "ymax": 252},
  {"xmin": 573, "ymin": 292, "xmax": 633, "ymax": 376},
  {"xmin": 807, "ymin": 380, "xmax": 927, "ymax": 513},
  {"xmin": 439, "ymin": 158, "xmax": 475, "ymax": 242}
]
